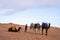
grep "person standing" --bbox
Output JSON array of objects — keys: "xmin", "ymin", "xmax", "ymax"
[{"xmin": 25, "ymin": 24, "xmax": 28, "ymax": 32}]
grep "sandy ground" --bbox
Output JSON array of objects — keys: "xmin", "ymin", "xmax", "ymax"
[{"xmin": 0, "ymin": 23, "xmax": 60, "ymax": 40}]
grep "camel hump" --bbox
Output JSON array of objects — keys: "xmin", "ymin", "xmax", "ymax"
[
  {"xmin": 42, "ymin": 22, "xmax": 47, "ymax": 27},
  {"xmin": 31, "ymin": 23, "xmax": 34, "ymax": 27}
]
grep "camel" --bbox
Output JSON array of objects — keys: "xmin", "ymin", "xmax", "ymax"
[
  {"xmin": 42, "ymin": 22, "xmax": 51, "ymax": 35},
  {"xmin": 8, "ymin": 23, "xmax": 21, "ymax": 32},
  {"xmin": 30, "ymin": 23, "xmax": 41, "ymax": 33},
  {"xmin": 8, "ymin": 26, "xmax": 21, "ymax": 32}
]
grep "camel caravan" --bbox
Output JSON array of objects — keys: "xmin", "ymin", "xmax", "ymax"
[
  {"xmin": 30, "ymin": 22, "xmax": 51, "ymax": 35},
  {"xmin": 8, "ymin": 22, "xmax": 51, "ymax": 35}
]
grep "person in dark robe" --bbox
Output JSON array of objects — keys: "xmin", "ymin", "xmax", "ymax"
[{"xmin": 24, "ymin": 24, "xmax": 28, "ymax": 32}]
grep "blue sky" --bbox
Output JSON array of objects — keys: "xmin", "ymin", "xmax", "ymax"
[{"xmin": 0, "ymin": 0, "xmax": 60, "ymax": 28}]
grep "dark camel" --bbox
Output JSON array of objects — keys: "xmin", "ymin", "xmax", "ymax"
[{"xmin": 42, "ymin": 22, "xmax": 51, "ymax": 35}]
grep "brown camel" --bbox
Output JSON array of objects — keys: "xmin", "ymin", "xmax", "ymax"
[{"xmin": 30, "ymin": 23, "xmax": 41, "ymax": 33}]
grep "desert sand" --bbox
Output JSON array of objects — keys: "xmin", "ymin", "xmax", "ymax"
[{"xmin": 0, "ymin": 23, "xmax": 60, "ymax": 40}]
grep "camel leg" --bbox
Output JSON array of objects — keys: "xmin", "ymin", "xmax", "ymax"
[
  {"xmin": 42, "ymin": 28, "xmax": 44, "ymax": 35},
  {"xmin": 38, "ymin": 28, "xmax": 40, "ymax": 33},
  {"xmin": 33, "ymin": 28, "xmax": 36, "ymax": 33},
  {"xmin": 35, "ymin": 28, "xmax": 37, "ymax": 33},
  {"xmin": 45, "ymin": 28, "xmax": 48, "ymax": 35},
  {"xmin": 33, "ymin": 28, "xmax": 35, "ymax": 33},
  {"xmin": 17, "ymin": 27, "xmax": 21, "ymax": 32},
  {"xmin": 14, "ymin": 27, "xmax": 20, "ymax": 32},
  {"xmin": 35, "ymin": 29, "xmax": 36, "ymax": 33}
]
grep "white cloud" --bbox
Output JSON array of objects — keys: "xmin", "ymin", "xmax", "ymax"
[
  {"xmin": 0, "ymin": 0, "xmax": 60, "ymax": 16},
  {"xmin": 0, "ymin": 9, "xmax": 15, "ymax": 16}
]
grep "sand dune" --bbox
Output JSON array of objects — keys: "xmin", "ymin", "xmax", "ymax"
[{"xmin": 0, "ymin": 23, "xmax": 60, "ymax": 40}]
